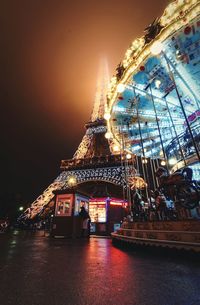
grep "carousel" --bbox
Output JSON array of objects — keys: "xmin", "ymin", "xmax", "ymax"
[
  {"xmin": 105, "ymin": 0, "xmax": 200, "ymax": 209},
  {"xmin": 109, "ymin": 0, "xmax": 200, "ymax": 251}
]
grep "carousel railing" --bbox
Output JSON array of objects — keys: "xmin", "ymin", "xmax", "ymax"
[{"xmin": 165, "ymin": 126, "xmax": 200, "ymax": 164}]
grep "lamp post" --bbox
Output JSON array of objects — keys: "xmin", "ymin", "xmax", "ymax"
[{"xmin": 150, "ymin": 41, "xmax": 200, "ymax": 163}]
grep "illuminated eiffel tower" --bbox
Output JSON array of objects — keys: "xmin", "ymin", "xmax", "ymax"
[{"xmin": 21, "ymin": 59, "xmax": 136, "ymax": 220}]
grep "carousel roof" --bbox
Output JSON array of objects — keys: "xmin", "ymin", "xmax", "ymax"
[{"xmin": 107, "ymin": 0, "xmax": 200, "ymax": 169}]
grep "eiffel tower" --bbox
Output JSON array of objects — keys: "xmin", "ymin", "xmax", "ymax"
[{"xmin": 21, "ymin": 59, "xmax": 136, "ymax": 220}]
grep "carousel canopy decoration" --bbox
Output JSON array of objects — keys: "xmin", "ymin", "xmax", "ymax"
[{"xmin": 107, "ymin": 0, "xmax": 200, "ymax": 170}]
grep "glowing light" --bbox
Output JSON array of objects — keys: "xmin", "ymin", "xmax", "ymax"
[
  {"xmin": 110, "ymin": 201, "xmax": 127, "ymax": 206},
  {"xmin": 105, "ymin": 132, "xmax": 111, "ymax": 139},
  {"xmin": 117, "ymin": 83, "xmax": 125, "ymax": 93},
  {"xmin": 161, "ymin": 160, "xmax": 166, "ymax": 166},
  {"xmin": 155, "ymin": 79, "xmax": 161, "ymax": 88},
  {"xmin": 68, "ymin": 175, "xmax": 77, "ymax": 187},
  {"xmin": 168, "ymin": 158, "xmax": 177, "ymax": 165},
  {"xmin": 113, "ymin": 145, "xmax": 120, "ymax": 152},
  {"xmin": 160, "ymin": 151, "xmax": 164, "ymax": 157},
  {"xmin": 19, "ymin": 206, "xmax": 24, "ymax": 211},
  {"xmin": 150, "ymin": 41, "xmax": 163, "ymax": 55},
  {"xmin": 129, "ymin": 176, "xmax": 147, "ymax": 189},
  {"xmin": 104, "ymin": 112, "xmax": 111, "ymax": 120},
  {"xmin": 126, "ymin": 153, "xmax": 132, "ymax": 159},
  {"xmin": 142, "ymin": 158, "xmax": 148, "ymax": 164}
]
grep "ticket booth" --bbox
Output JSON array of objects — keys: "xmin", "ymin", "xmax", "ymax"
[
  {"xmin": 51, "ymin": 190, "xmax": 89, "ymax": 237},
  {"xmin": 89, "ymin": 197, "xmax": 128, "ymax": 235}
]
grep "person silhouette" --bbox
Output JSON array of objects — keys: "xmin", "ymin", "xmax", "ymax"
[{"xmin": 79, "ymin": 206, "xmax": 91, "ymax": 237}]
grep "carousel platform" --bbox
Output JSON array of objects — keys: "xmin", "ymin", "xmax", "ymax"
[{"xmin": 111, "ymin": 220, "xmax": 200, "ymax": 253}]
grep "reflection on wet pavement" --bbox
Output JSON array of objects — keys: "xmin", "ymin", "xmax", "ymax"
[{"xmin": 0, "ymin": 231, "xmax": 200, "ymax": 305}]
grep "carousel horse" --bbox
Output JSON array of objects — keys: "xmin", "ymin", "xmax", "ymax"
[{"xmin": 155, "ymin": 167, "xmax": 200, "ymax": 209}]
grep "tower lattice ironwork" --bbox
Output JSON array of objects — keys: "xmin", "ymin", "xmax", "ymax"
[{"xmin": 20, "ymin": 59, "xmax": 137, "ymax": 220}]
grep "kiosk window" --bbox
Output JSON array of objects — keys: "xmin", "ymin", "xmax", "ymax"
[
  {"xmin": 56, "ymin": 199, "xmax": 71, "ymax": 216},
  {"xmin": 89, "ymin": 203, "xmax": 106, "ymax": 222}
]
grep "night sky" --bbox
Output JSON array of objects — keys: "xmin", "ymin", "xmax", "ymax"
[{"xmin": 1, "ymin": 0, "xmax": 169, "ymax": 205}]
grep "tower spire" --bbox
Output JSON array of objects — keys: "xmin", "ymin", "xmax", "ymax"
[
  {"xmin": 73, "ymin": 58, "xmax": 110, "ymax": 159},
  {"xmin": 90, "ymin": 57, "xmax": 110, "ymax": 122}
]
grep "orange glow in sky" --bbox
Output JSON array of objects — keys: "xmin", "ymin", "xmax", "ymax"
[{"xmin": 1, "ymin": 0, "xmax": 169, "ymax": 201}]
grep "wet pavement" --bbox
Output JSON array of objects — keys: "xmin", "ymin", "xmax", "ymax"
[{"xmin": 0, "ymin": 230, "xmax": 200, "ymax": 305}]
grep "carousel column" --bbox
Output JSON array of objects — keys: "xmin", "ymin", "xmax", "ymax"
[
  {"xmin": 119, "ymin": 121, "xmax": 127, "ymax": 205},
  {"xmin": 133, "ymin": 90, "xmax": 149, "ymax": 202},
  {"xmin": 148, "ymin": 84, "xmax": 169, "ymax": 173},
  {"xmin": 146, "ymin": 125, "xmax": 159, "ymax": 190},
  {"xmin": 121, "ymin": 122, "xmax": 132, "ymax": 213},
  {"xmin": 162, "ymin": 90, "xmax": 187, "ymax": 166}
]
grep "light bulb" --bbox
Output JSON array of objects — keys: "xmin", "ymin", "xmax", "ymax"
[
  {"xmin": 113, "ymin": 145, "xmax": 120, "ymax": 152},
  {"xmin": 117, "ymin": 83, "xmax": 125, "ymax": 93},
  {"xmin": 150, "ymin": 41, "xmax": 163, "ymax": 55},
  {"xmin": 104, "ymin": 112, "xmax": 111, "ymax": 120},
  {"xmin": 105, "ymin": 132, "xmax": 111, "ymax": 139},
  {"xmin": 168, "ymin": 158, "xmax": 177, "ymax": 165},
  {"xmin": 155, "ymin": 79, "xmax": 161, "ymax": 88},
  {"xmin": 126, "ymin": 153, "xmax": 132, "ymax": 160}
]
